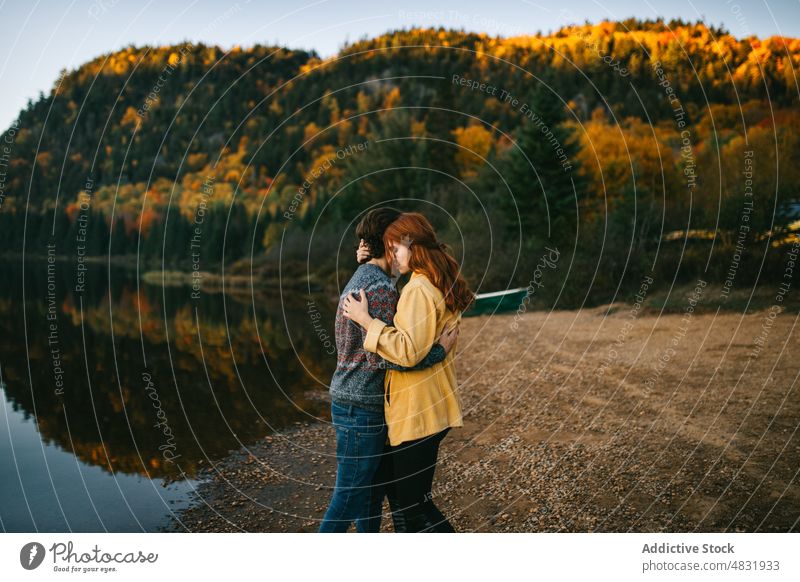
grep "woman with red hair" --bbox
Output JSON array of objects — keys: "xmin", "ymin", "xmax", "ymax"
[{"xmin": 343, "ymin": 212, "xmax": 474, "ymax": 532}]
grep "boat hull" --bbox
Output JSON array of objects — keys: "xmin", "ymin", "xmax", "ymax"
[{"xmin": 465, "ymin": 289, "xmax": 528, "ymax": 316}]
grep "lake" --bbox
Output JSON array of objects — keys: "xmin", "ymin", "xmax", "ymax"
[{"xmin": 0, "ymin": 257, "xmax": 337, "ymax": 532}]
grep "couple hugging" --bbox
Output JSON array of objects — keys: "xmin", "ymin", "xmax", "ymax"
[{"xmin": 319, "ymin": 208, "xmax": 474, "ymax": 533}]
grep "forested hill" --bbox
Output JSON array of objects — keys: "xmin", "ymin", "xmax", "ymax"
[{"xmin": 1, "ymin": 19, "xmax": 798, "ymax": 299}]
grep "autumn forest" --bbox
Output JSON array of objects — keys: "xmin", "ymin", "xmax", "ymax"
[{"xmin": 1, "ymin": 18, "xmax": 799, "ymax": 305}]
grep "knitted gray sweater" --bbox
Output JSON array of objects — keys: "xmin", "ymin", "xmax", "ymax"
[{"xmin": 329, "ymin": 263, "xmax": 446, "ymax": 412}]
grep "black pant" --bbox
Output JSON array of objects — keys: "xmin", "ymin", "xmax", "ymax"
[{"xmin": 371, "ymin": 428, "xmax": 454, "ymax": 532}]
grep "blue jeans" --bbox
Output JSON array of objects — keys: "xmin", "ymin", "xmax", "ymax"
[{"xmin": 319, "ymin": 401, "xmax": 388, "ymax": 532}]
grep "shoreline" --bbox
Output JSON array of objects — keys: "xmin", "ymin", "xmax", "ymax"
[
  {"xmin": 5, "ymin": 251, "xmax": 796, "ymax": 314},
  {"xmin": 162, "ymin": 307, "xmax": 800, "ymax": 533},
  {"xmin": 1, "ymin": 252, "xmax": 331, "ymax": 292}
]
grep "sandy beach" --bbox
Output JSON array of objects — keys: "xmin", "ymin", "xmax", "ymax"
[{"xmin": 161, "ymin": 301, "xmax": 800, "ymax": 533}]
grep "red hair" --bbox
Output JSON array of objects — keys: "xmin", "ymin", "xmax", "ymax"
[{"xmin": 383, "ymin": 212, "xmax": 474, "ymax": 313}]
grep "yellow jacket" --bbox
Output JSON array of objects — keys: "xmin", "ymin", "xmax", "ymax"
[{"xmin": 363, "ymin": 271, "xmax": 463, "ymax": 445}]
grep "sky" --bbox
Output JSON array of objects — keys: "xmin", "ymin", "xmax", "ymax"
[{"xmin": 0, "ymin": 0, "xmax": 798, "ymax": 132}]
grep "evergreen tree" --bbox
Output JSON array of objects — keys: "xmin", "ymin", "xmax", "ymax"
[{"xmin": 494, "ymin": 84, "xmax": 585, "ymax": 248}]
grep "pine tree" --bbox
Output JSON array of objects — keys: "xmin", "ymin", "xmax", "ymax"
[{"xmin": 495, "ymin": 84, "xmax": 585, "ymax": 247}]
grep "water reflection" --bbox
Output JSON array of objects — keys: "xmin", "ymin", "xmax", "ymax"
[{"xmin": 0, "ymin": 257, "xmax": 337, "ymax": 531}]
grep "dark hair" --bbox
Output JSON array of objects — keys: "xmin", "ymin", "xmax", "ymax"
[{"xmin": 355, "ymin": 207, "xmax": 401, "ymax": 259}]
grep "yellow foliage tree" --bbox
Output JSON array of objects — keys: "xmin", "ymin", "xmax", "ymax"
[{"xmin": 452, "ymin": 125, "xmax": 493, "ymax": 178}]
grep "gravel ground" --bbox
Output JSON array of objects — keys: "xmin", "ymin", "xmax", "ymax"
[{"xmin": 161, "ymin": 303, "xmax": 800, "ymax": 533}]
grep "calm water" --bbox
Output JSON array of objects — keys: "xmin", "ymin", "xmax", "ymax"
[{"xmin": 0, "ymin": 257, "xmax": 336, "ymax": 532}]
